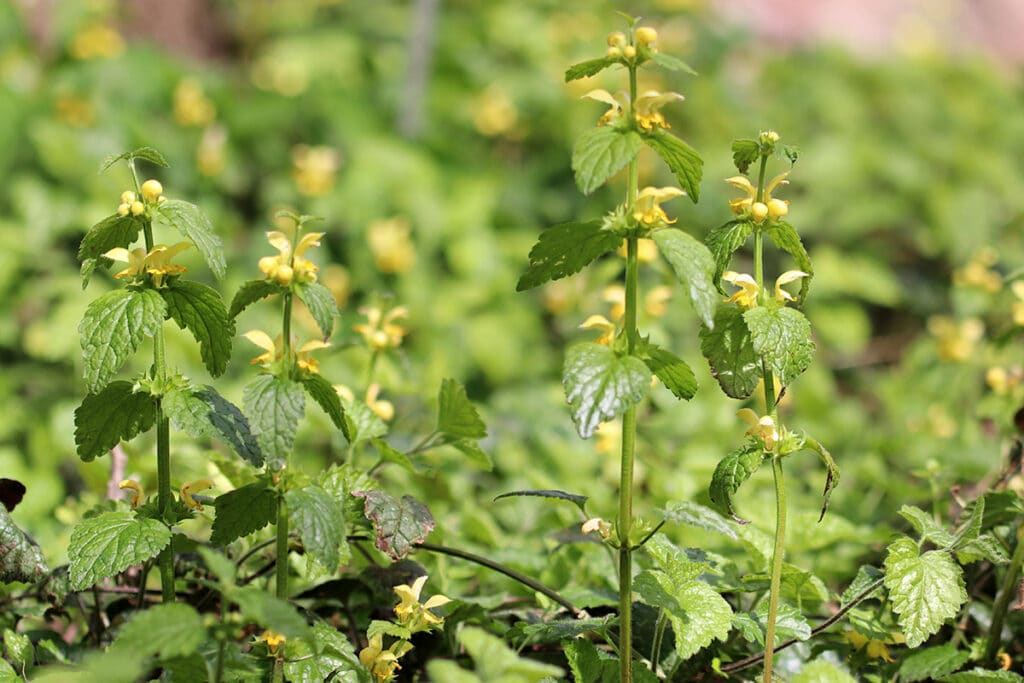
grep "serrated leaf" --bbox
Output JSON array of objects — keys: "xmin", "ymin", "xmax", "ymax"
[
  {"xmin": 512, "ymin": 617, "xmax": 615, "ymax": 645},
  {"xmin": 449, "ymin": 439, "xmax": 492, "ymax": 470},
  {"xmin": 637, "ymin": 339, "xmax": 698, "ymax": 400},
  {"xmin": 884, "ymin": 536, "xmax": 967, "ymax": 647},
  {"xmin": 210, "ymin": 481, "xmax": 278, "ymax": 547},
  {"xmin": 111, "ymin": 603, "xmax": 204, "ymax": 660},
  {"xmin": 353, "ymin": 490, "xmax": 435, "ymax": 561},
  {"xmin": 74, "ymin": 381, "xmax": 156, "ymax": 461},
  {"xmin": 285, "ymin": 485, "xmax": 347, "ymax": 573},
  {"xmin": 437, "ymin": 378, "xmax": 487, "ymax": 439},
  {"xmin": 733, "ymin": 600, "xmax": 812, "ymax": 647},
  {"xmin": 941, "ymin": 671, "xmax": 1024, "ymax": 683},
  {"xmin": 744, "ymin": 304, "xmax": 815, "ymax": 387},
  {"xmin": 4, "ymin": 628, "xmax": 32, "ymax": 676},
  {"xmin": 78, "ymin": 214, "xmax": 143, "ymax": 262},
  {"xmin": 341, "ymin": 397, "xmax": 387, "ymax": 445},
  {"xmin": 900, "ymin": 644, "xmax": 970, "ymax": 682},
  {"xmin": 294, "ymin": 281, "xmax": 336, "ymax": 338},
  {"xmin": 791, "ymin": 661, "xmax": 857, "ymax": 683},
  {"xmin": 229, "ymin": 279, "xmax": 284, "ymax": 318},
  {"xmin": 955, "ymin": 533, "xmax": 1010, "ymax": 565},
  {"xmin": 0, "ymin": 506, "xmax": 48, "ymax": 583},
  {"xmin": 68, "ymin": 511, "xmax": 172, "ymax": 590},
  {"xmin": 731, "ymin": 139, "xmax": 760, "ymax": 174},
  {"xmin": 951, "ymin": 496, "xmax": 984, "ymax": 548},
  {"xmin": 565, "ymin": 56, "xmax": 615, "ymax": 82},
  {"xmin": 163, "ymin": 386, "xmax": 263, "ymax": 466},
  {"xmin": 563, "ymin": 638, "xmax": 612, "ymax": 683},
  {"xmin": 80, "ymin": 288, "xmax": 166, "ymax": 393},
  {"xmin": 101, "ymin": 146, "xmax": 169, "ymax": 171},
  {"xmin": 709, "ymin": 441, "xmax": 765, "ymax": 522},
  {"xmin": 243, "ymin": 375, "xmax": 305, "ymax": 469},
  {"xmin": 233, "ymin": 586, "xmax": 310, "ymax": 638},
  {"xmin": 162, "ymin": 279, "xmax": 233, "ymax": 377},
  {"xmin": 563, "ymin": 342, "xmax": 650, "ymax": 439},
  {"xmin": 766, "ymin": 221, "xmax": 813, "ymax": 301},
  {"xmin": 661, "ymin": 500, "xmax": 738, "ymax": 539},
  {"xmin": 645, "ymin": 534, "xmax": 708, "ymax": 585},
  {"xmin": 651, "ymin": 228, "xmax": 717, "ymax": 328},
  {"xmin": 899, "ymin": 505, "xmax": 956, "ymax": 547},
  {"xmin": 372, "ymin": 438, "xmax": 416, "ymax": 472},
  {"xmin": 700, "ymin": 304, "xmax": 760, "ymax": 399},
  {"xmin": 634, "ymin": 570, "xmax": 732, "ymax": 660},
  {"xmin": 516, "ymin": 220, "xmax": 621, "ymax": 291},
  {"xmin": 572, "ymin": 126, "xmax": 642, "ymax": 195},
  {"xmin": 650, "ymin": 51, "xmax": 696, "ymax": 74},
  {"xmin": 706, "ymin": 220, "xmax": 753, "ymax": 293},
  {"xmin": 300, "ymin": 374, "xmax": 349, "ymax": 439},
  {"xmin": 841, "ymin": 565, "xmax": 885, "ymax": 606},
  {"xmin": 281, "ymin": 622, "xmax": 363, "ymax": 683},
  {"xmin": 641, "ymin": 129, "xmax": 702, "ymax": 201},
  {"xmin": 494, "ymin": 489, "xmax": 589, "ymax": 515},
  {"xmin": 153, "ymin": 199, "xmax": 226, "ymax": 279}
]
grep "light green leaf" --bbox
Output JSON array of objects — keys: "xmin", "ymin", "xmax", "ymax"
[
  {"xmin": 68, "ymin": 511, "xmax": 172, "ymax": 590},
  {"xmin": 111, "ymin": 603, "xmax": 204, "ymax": 660},
  {"xmin": 153, "ymin": 198, "xmax": 226, "ymax": 279},
  {"xmin": 661, "ymin": 500, "xmax": 738, "ymax": 540},
  {"xmin": 884, "ymin": 536, "xmax": 967, "ymax": 647},
  {"xmin": 285, "ymin": 485, "xmax": 347, "ymax": 573},
  {"xmin": 457, "ymin": 626, "xmax": 563, "ymax": 682},
  {"xmin": 281, "ymin": 623, "xmax": 365, "ymax": 683},
  {"xmin": 437, "ymin": 378, "xmax": 487, "ymax": 439},
  {"xmin": 517, "ymin": 220, "xmax": 621, "ymax": 291},
  {"xmin": 899, "ymin": 644, "xmax": 970, "ymax": 682},
  {"xmin": 791, "ymin": 661, "xmax": 857, "ymax": 683},
  {"xmin": 733, "ymin": 600, "xmax": 812, "ymax": 646},
  {"xmin": 941, "ymin": 671, "xmax": 1024, "ymax": 683},
  {"xmin": 572, "ymin": 126, "xmax": 642, "ymax": 195},
  {"xmin": 101, "ymin": 146, "xmax": 168, "ymax": 171},
  {"xmin": 708, "ymin": 441, "xmax": 765, "ymax": 522},
  {"xmin": 371, "ymin": 438, "xmax": 416, "ymax": 472},
  {"xmin": 0, "ymin": 506, "xmax": 48, "ymax": 584},
  {"xmin": 563, "ymin": 342, "xmax": 650, "ymax": 439},
  {"xmin": 637, "ymin": 339, "xmax": 697, "ymax": 401},
  {"xmin": 766, "ymin": 221, "xmax": 813, "ymax": 301},
  {"xmin": 706, "ymin": 220, "xmax": 753, "ymax": 293},
  {"xmin": 634, "ymin": 570, "xmax": 732, "ymax": 660},
  {"xmin": 229, "ymin": 279, "xmax": 284, "ymax": 318},
  {"xmin": 651, "ymin": 228, "xmax": 717, "ymax": 328},
  {"xmin": 74, "ymin": 381, "xmax": 156, "ymax": 462},
  {"xmin": 641, "ymin": 129, "xmax": 702, "ymax": 201},
  {"xmin": 233, "ymin": 586, "xmax": 310, "ymax": 639},
  {"xmin": 210, "ymin": 481, "xmax": 277, "ymax": 547},
  {"xmin": 955, "ymin": 533, "xmax": 1010, "ymax": 565},
  {"xmin": 743, "ymin": 304, "xmax": 815, "ymax": 387},
  {"xmin": 899, "ymin": 505, "xmax": 956, "ymax": 547},
  {"xmin": 450, "ymin": 439, "xmax": 493, "ymax": 470},
  {"xmin": 80, "ymin": 288, "xmax": 166, "ymax": 393},
  {"xmin": 77, "ymin": 214, "xmax": 143, "ymax": 286},
  {"xmin": 563, "ymin": 638, "xmax": 613, "ymax": 683},
  {"xmin": 650, "ymin": 51, "xmax": 696, "ymax": 74},
  {"xmin": 243, "ymin": 375, "xmax": 305, "ymax": 469},
  {"xmin": 700, "ymin": 304, "xmax": 760, "ymax": 399},
  {"xmin": 161, "ymin": 279, "xmax": 233, "ymax": 377},
  {"xmin": 164, "ymin": 386, "xmax": 264, "ymax": 466},
  {"xmin": 341, "ymin": 397, "xmax": 387, "ymax": 445},
  {"xmin": 301, "ymin": 374, "xmax": 349, "ymax": 439},
  {"xmin": 4, "ymin": 628, "xmax": 33, "ymax": 677},
  {"xmin": 644, "ymin": 534, "xmax": 707, "ymax": 584},
  {"xmin": 565, "ymin": 56, "xmax": 616, "ymax": 82},
  {"xmin": 951, "ymin": 496, "xmax": 984, "ymax": 548},
  {"xmin": 730, "ymin": 139, "xmax": 760, "ymax": 174},
  {"xmin": 294, "ymin": 281, "xmax": 336, "ymax": 338},
  {"xmin": 353, "ymin": 489, "xmax": 435, "ymax": 561},
  {"xmin": 840, "ymin": 564, "xmax": 885, "ymax": 606}
]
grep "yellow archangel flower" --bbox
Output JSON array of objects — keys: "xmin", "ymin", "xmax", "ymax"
[
  {"xmin": 393, "ymin": 575, "xmax": 451, "ymax": 632},
  {"xmin": 582, "ymin": 89, "xmax": 627, "ymax": 126},
  {"xmin": 737, "ymin": 408, "xmax": 779, "ymax": 451},
  {"xmin": 633, "ymin": 186, "xmax": 685, "ymax": 226},
  {"xmin": 722, "ymin": 270, "xmax": 808, "ymax": 309},
  {"xmin": 258, "ymin": 629, "xmax": 286, "ymax": 655},
  {"xmin": 725, "ymin": 172, "xmax": 790, "ymax": 222},
  {"xmin": 633, "ymin": 90, "xmax": 684, "ymax": 131},
  {"xmin": 258, "ymin": 230, "xmax": 324, "ymax": 286},
  {"xmin": 579, "ymin": 314, "xmax": 617, "ymax": 346},
  {"xmin": 354, "ymin": 305, "xmax": 409, "ymax": 351},
  {"xmin": 180, "ymin": 478, "xmax": 214, "ymax": 511},
  {"xmin": 103, "ymin": 242, "xmax": 191, "ymax": 286},
  {"xmin": 358, "ymin": 633, "xmax": 409, "ymax": 683},
  {"xmin": 243, "ymin": 330, "xmax": 329, "ymax": 373},
  {"xmin": 118, "ymin": 480, "xmax": 143, "ymax": 509}
]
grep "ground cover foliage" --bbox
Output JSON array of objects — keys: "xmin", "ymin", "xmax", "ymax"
[{"xmin": 1, "ymin": 1, "xmax": 1024, "ymax": 681}]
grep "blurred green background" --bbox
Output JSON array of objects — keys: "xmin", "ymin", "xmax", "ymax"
[{"xmin": 3, "ymin": 0, "xmax": 1023, "ymax": 597}]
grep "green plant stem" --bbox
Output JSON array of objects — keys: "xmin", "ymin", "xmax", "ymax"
[
  {"xmin": 985, "ymin": 520, "xmax": 1024, "ymax": 662},
  {"xmin": 650, "ymin": 609, "xmax": 667, "ymax": 674},
  {"xmin": 275, "ymin": 495, "xmax": 289, "ymax": 600},
  {"xmin": 281, "ymin": 292, "xmax": 293, "ymax": 375}
]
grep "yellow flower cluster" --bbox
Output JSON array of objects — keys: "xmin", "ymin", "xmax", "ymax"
[
  {"xmin": 953, "ymin": 248, "xmax": 1001, "ymax": 293},
  {"xmin": 258, "ymin": 230, "xmax": 323, "ymax": 286},
  {"xmin": 173, "ymin": 78, "xmax": 216, "ymax": 127},
  {"xmin": 605, "ymin": 25, "xmax": 658, "ymax": 61},
  {"xmin": 722, "ymin": 270, "xmax": 808, "ymax": 309},
  {"xmin": 583, "ymin": 89, "xmax": 684, "ymax": 133},
  {"xmin": 353, "ymin": 305, "xmax": 409, "ymax": 352},
  {"xmin": 69, "ymin": 22, "xmax": 124, "ymax": 60},
  {"xmin": 737, "ymin": 408, "xmax": 779, "ymax": 451},
  {"xmin": 292, "ymin": 144, "xmax": 340, "ymax": 197},
  {"xmin": 927, "ymin": 316, "xmax": 983, "ymax": 363},
  {"xmin": 116, "ymin": 179, "xmax": 165, "ymax": 218},
  {"xmin": 726, "ymin": 173, "xmax": 789, "ymax": 224},
  {"xmin": 633, "ymin": 186, "xmax": 684, "ymax": 225},
  {"xmin": 243, "ymin": 330, "xmax": 330, "ymax": 374},
  {"xmin": 366, "ymin": 217, "xmax": 416, "ymax": 274},
  {"xmin": 103, "ymin": 242, "xmax": 191, "ymax": 287},
  {"xmin": 359, "ymin": 634, "xmax": 411, "ymax": 683}
]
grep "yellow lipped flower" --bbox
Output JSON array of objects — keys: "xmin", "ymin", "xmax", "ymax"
[
  {"xmin": 603, "ymin": 285, "xmax": 626, "ymax": 321},
  {"xmin": 580, "ymin": 314, "xmax": 617, "ymax": 346},
  {"xmin": 393, "ymin": 575, "xmax": 451, "ymax": 632},
  {"xmin": 722, "ymin": 272, "xmax": 760, "ymax": 308},
  {"xmin": 118, "ymin": 480, "xmax": 143, "ymax": 509},
  {"xmin": 180, "ymin": 478, "xmax": 215, "ymax": 511},
  {"xmin": 633, "ymin": 186, "xmax": 685, "ymax": 226},
  {"xmin": 726, "ymin": 172, "xmax": 790, "ymax": 220},
  {"xmin": 582, "ymin": 89, "xmax": 626, "ymax": 126},
  {"xmin": 258, "ymin": 230, "xmax": 324, "ymax": 286},
  {"xmin": 737, "ymin": 408, "xmax": 778, "ymax": 451},
  {"xmin": 292, "ymin": 144, "xmax": 341, "ymax": 197},
  {"xmin": 354, "ymin": 305, "xmax": 409, "ymax": 351},
  {"xmin": 365, "ymin": 384, "xmax": 395, "ymax": 421},
  {"xmin": 358, "ymin": 633, "xmax": 403, "ymax": 683},
  {"xmin": 296, "ymin": 339, "xmax": 330, "ymax": 374},
  {"xmin": 774, "ymin": 270, "xmax": 809, "ymax": 303},
  {"xmin": 243, "ymin": 330, "xmax": 281, "ymax": 367},
  {"xmin": 927, "ymin": 316, "xmax": 984, "ymax": 363},
  {"xmin": 103, "ymin": 242, "xmax": 191, "ymax": 286},
  {"xmin": 634, "ymin": 91, "xmax": 684, "ymax": 131},
  {"xmin": 366, "ymin": 217, "xmax": 416, "ymax": 274}
]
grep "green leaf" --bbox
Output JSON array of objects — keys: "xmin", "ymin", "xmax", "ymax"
[
  {"xmin": 637, "ymin": 340, "xmax": 697, "ymax": 400},
  {"xmin": 700, "ymin": 304, "xmax": 760, "ymax": 399},
  {"xmin": 74, "ymin": 381, "xmax": 156, "ymax": 461},
  {"xmin": 494, "ymin": 489, "xmax": 589, "ymax": 515},
  {"xmin": 4, "ymin": 628, "xmax": 33, "ymax": 677},
  {"xmin": 884, "ymin": 536, "xmax": 967, "ymax": 647},
  {"xmin": 563, "ymin": 638, "xmax": 613, "ymax": 683},
  {"xmin": 899, "ymin": 505, "xmax": 956, "ymax": 547},
  {"xmin": 766, "ymin": 221, "xmax": 813, "ymax": 301},
  {"xmin": 210, "ymin": 481, "xmax": 277, "ymax": 547},
  {"xmin": 353, "ymin": 489, "xmax": 435, "ymax": 561},
  {"xmin": 77, "ymin": 213, "xmax": 142, "ymax": 263},
  {"xmin": 111, "ymin": 603, "xmax": 204, "ymax": 660},
  {"xmin": 709, "ymin": 441, "xmax": 765, "ymax": 522},
  {"xmin": 840, "ymin": 565, "xmax": 885, "ymax": 605},
  {"xmin": 233, "ymin": 586, "xmax": 310, "ymax": 639},
  {"xmin": 634, "ymin": 570, "xmax": 732, "ymax": 660},
  {"xmin": 660, "ymin": 500, "xmax": 738, "ymax": 540},
  {"xmin": 161, "ymin": 279, "xmax": 234, "ymax": 377},
  {"xmin": 899, "ymin": 644, "xmax": 970, "ymax": 682},
  {"xmin": 456, "ymin": 627, "xmax": 564, "ymax": 682},
  {"xmin": 641, "ymin": 129, "xmax": 702, "ymax": 201},
  {"xmin": 955, "ymin": 533, "xmax": 1010, "ymax": 565},
  {"xmin": 731, "ymin": 139, "xmax": 760, "ymax": 174},
  {"xmin": 951, "ymin": 496, "xmax": 984, "ymax": 548},
  {"xmin": 791, "ymin": 661, "xmax": 857, "ymax": 683},
  {"xmin": 340, "ymin": 397, "xmax": 387, "ymax": 445},
  {"xmin": 651, "ymin": 228, "xmax": 718, "ymax": 328},
  {"xmin": 511, "ymin": 617, "xmax": 616, "ymax": 645},
  {"xmin": 516, "ymin": 220, "xmax": 621, "ymax": 291},
  {"xmin": 437, "ymin": 378, "xmax": 487, "ymax": 439},
  {"xmin": 243, "ymin": 375, "xmax": 305, "ymax": 469},
  {"xmin": 285, "ymin": 485, "xmax": 347, "ymax": 573},
  {"xmin": 733, "ymin": 600, "xmax": 812, "ymax": 647},
  {"xmin": 80, "ymin": 288, "xmax": 166, "ymax": 393},
  {"xmin": 301, "ymin": 374, "xmax": 349, "ymax": 439},
  {"xmin": 706, "ymin": 220, "xmax": 753, "ymax": 293},
  {"xmin": 371, "ymin": 438, "xmax": 416, "ymax": 472},
  {"xmin": 650, "ymin": 51, "xmax": 696, "ymax": 74},
  {"xmin": 229, "ymin": 279, "xmax": 284, "ymax": 318},
  {"xmin": 449, "ymin": 439, "xmax": 493, "ymax": 470},
  {"xmin": 565, "ymin": 56, "xmax": 615, "ymax": 82},
  {"xmin": 0, "ymin": 506, "xmax": 48, "ymax": 583},
  {"xmin": 68, "ymin": 511, "xmax": 172, "ymax": 590},
  {"xmin": 153, "ymin": 198, "xmax": 226, "ymax": 279},
  {"xmin": 941, "ymin": 670, "xmax": 1024, "ymax": 683},
  {"xmin": 572, "ymin": 126, "xmax": 642, "ymax": 195},
  {"xmin": 281, "ymin": 623, "xmax": 364, "ymax": 683},
  {"xmin": 294, "ymin": 281, "xmax": 336, "ymax": 338},
  {"xmin": 563, "ymin": 342, "xmax": 650, "ymax": 439},
  {"xmin": 163, "ymin": 386, "xmax": 263, "ymax": 466},
  {"xmin": 803, "ymin": 436, "xmax": 840, "ymax": 521},
  {"xmin": 743, "ymin": 304, "xmax": 815, "ymax": 387},
  {"xmin": 101, "ymin": 146, "xmax": 169, "ymax": 171}
]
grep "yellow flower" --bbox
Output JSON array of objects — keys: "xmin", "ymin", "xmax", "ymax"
[
  {"xmin": 258, "ymin": 629, "xmax": 286, "ymax": 654},
  {"xmin": 258, "ymin": 229, "xmax": 324, "ymax": 285},
  {"xmin": 581, "ymin": 517, "xmax": 612, "ymax": 539},
  {"xmin": 1012, "ymin": 281, "xmax": 1024, "ymax": 326},
  {"xmin": 595, "ymin": 420, "xmax": 621, "ymax": 455},
  {"xmin": 737, "ymin": 408, "xmax": 779, "ymax": 451},
  {"xmin": 726, "ymin": 172, "xmax": 789, "ymax": 219},
  {"xmin": 616, "ymin": 238, "xmax": 658, "ymax": 263},
  {"xmin": 393, "ymin": 576, "xmax": 451, "ymax": 632},
  {"xmin": 472, "ymin": 85, "xmax": 519, "ymax": 137},
  {"xmin": 633, "ymin": 186, "xmax": 685, "ymax": 225},
  {"xmin": 927, "ymin": 316, "xmax": 984, "ymax": 363},
  {"xmin": 103, "ymin": 242, "xmax": 191, "ymax": 286},
  {"xmin": 607, "ymin": 32, "xmax": 627, "ymax": 48},
  {"xmin": 582, "ymin": 89, "xmax": 626, "ymax": 127},
  {"xmin": 197, "ymin": 124, "xmax": 228, "ymax": 176},
  {"xmin": 118, "ymin": 480, "xmax": 143, "ymax": 509},
  {"xmin": 292, "ymin": 144, "xmax": 340, "ymax": 197},
  {"xmin": 634, "ymin": 91, "xmax": 684, "ymax": 131},
  {"xmin": 69, "ymin": 22, "xmax": 124, "ymax": 60},
  {"xmin": 243, "ymin": 330, "xmax": 281, "ymax": 367},
  {"xmin": 645, "ymin": 285, "xmax": 673, "ymax": 317},
  {"xmin": 141, "ymin": 179, "xmax": 163, "ymax": 203},
  {"xmin": 359, "ymin": 633, "xmax": 402, "ymax": 683},
  {"xmin": 843, "ymin": 630, "xmax": 895, "ymax": 662},
  {"xmin": 296, "ymin": 339, "xmax": 330, "ymax": 374},
  {"xmin": 953, "ymin": 249, "xmax": 1001, "ymax": 293},
  {"xmin": 635, "ymin": 26, "xmax": 658, "ymax": 48},
  {"xmin": 580, "ymin": 314, "xmax": 617, "ymax": 345},
  {"xmin": 180, "ymin": 478, "xmax": 214, "ymax": 511},
  {"xmin": 722, "ymin": 271, "xmax": 760, "ymax": 308},
  {"xmin": 774, "ymin": 270, "xmax": 809, "ymax": 303},
  {"xmin": 365, "ymin": 384, "xmax": 395, "ymax": 421},
  {"xmin": 173, "ymin": 78, "xmax": 216, "ymax": 127},
  {"xmin": 367, "ymin": 218, "xmax": 416, "ymax": 273},
  {"xmin": 354, "ymin": 305, "xmax": 409, "ymax": 351}
]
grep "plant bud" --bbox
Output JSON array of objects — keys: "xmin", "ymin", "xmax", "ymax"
[
  {"xmin": 607, "ymin": 31, "xmax": 627, "ymax": 48},
  {"xmin": 276, "ymin": 264, "xmax": 294, "ymax": 285},
  {"xmin": 121, "ymin": 191, "xmax": 136, "ymax": 204},
  {"xmin": 635, "ymin": 27, "xmax": 658, "ymax": 46},
  {"xmin": 607, "ymin": 46, "xmax": 622, "ymax": 59},
  {"xmin": 141, "ymin": 179, "xmax": 163, "ymax": 202},
  {"xmin": 767, "ymin": 198, "xmax": 789, "ymax": 219},
  {"xmin": 130, "ymin": 201, "xmax": 145, "ymax": 216},
  {"xmin": 623, "ymin": 44, "xmax": 636, "ymax": 59},
  {"xmin": 118, "ymin": 202, "xmax": 130, "ymax": 216},
  {"xmin": 751, "ymin": 202, "xmax": 768, "ymax": 223}
]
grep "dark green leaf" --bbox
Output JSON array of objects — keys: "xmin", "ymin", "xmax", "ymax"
[
  {"xmin": 68, "ymin": 511, "xmax": 172, "ymax": 590},
  {"xmin": 884, "ymin": 537, "xmax": 967, "ymax": 647},
  {"xmin": 565, "ymin": 57, "xmax": 615, "ymax": 82},
  {"xmin": 233, "ymin": 587, "xmax": 310, "ymax": 639},
  {"xmin": 281, "ymin": 623, "xmax": 363, "ymax": 683},
  {"xmin": 210, "ymin": 481, "xmax": 277, "ymax": 547},
  {"xmin": 641, "ymin": 129, "xmax": 702, "ymax": 201},
  {"xmin": 512, "ymin": 617, "xmax": 615, "ymax": 645},
  {"xmin": 572, "ymin": 126, "xmax": 642, "ymax": 195},
  {"xmin": 706, "ymin": 220, "xmax": 753, "ymax": 293},
  {"xmin": 243, "ymin": 375, "xmax": 305, "ymax": 469},
  {"xmin": 78, "ymin": 214, "xmax": 143, "ymax": 262},
  {"xmin": 301, "ymin": 374, "xmax": 349, "ymax": 439},
  {"xmin": 353, "ymin": 490, "xmax": 435, "ymax": 561},
  {"xmin": 731, "ymin": 139, "xmax": 760, "ymax": 174},
  {"xmin": 650, "ymin": 52, "xmax": 696, "ymax": 74},
  {"xmin": 285, "ymin": 485, "xmax": 348, "ymax": 573},
  {"xmin": 74, "ymin": 381, "xmax": 156, "ymax": 461},
  {"xmin": 162, "ymin": 279, "xmax": 234, "ymax": 377},
  {"xmin": 437, "ymin": 378, "xmax": 487, "ymax": 439},
  {"xmin": 708, "ymin": 441, "xmax": 765, "ymax": 522},
  {"xmin": 0, "ymin": 506, "xmax": 48, "ymax": 583},
  {"xmin": 101, "ymin": 147, "xmax": 169, "ymax": 171},
  {"xmin": 516, "ymin": 220, "xmax": 621, "ymax": 291},
  {"xmin": 163, "ymin": 386, "xmax": 263, "ymax": 466},
  {"xmin": 80, "ymin": 288, "xmax": 166, "ymax": 393},
  {"xmin": 563, "ymin": 342, "xmax": 650, "ymax": 439},
  {"xmin": 294, "ymin": 281, "xmax": 336, "ymax": 338},
  {"xmin": 951, "ymin": 496, "xmax": 984, "ymax": 548},
  {"xmin": 637, "ymin": 340, "xmax": 698, "ymax": 400},
  {"xmin": 900, "ymin": 644, "xmax": 970, "ymax": 682},
  {"xmin": 494, "ymin": 489, "xmax": 589, "ymax": 514},
  {"xmin": 700, "ymin": 304, "xmax": 760, "ymax": 399},
  {"xmin": 766, "ymin": 221, "xmax": 813, "ymax": 301},
  {"xmin": 111, "ymin": 603, "xmax": 204, "ymax": 660},
  {"xmin": 651, "ymin": 228, "xmax": 718, "ymax": 328},
  {"xmin": 744, "ymin": 304, "xmax": 815, "ymax": 387},
  {"xmin": 153, "ymin": 199, "xmax": 226, "ymax": 279},
  {"xmin": 229, "ymin": 279, "xmax": 284, "ymax": 318},
  {"xmin": 941, "ymin": 670, "xmax": 1024, "ymax": 683},
  {"xmin": 732, "ymin": 601, "xmax": 812, "ymax": 647},
  {"xmin": 660, "ymin": 501, "xmax": 738, "ymax": 540}
]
